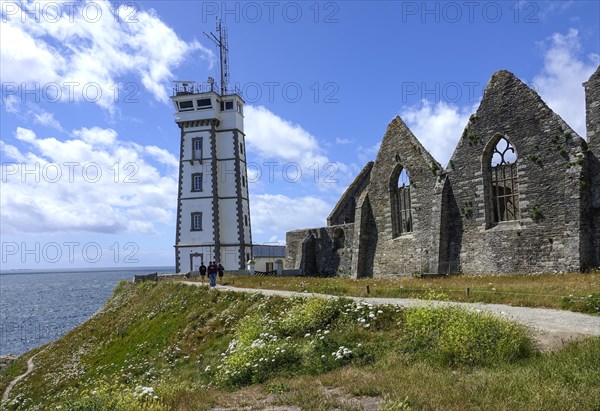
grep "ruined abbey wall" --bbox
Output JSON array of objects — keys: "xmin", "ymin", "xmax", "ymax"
[
  {"xmin": 366, "ymin": 119, "xmax": 445, "ymax": 276},
  {"xmin": 445, "ymin": 71, "xmax": 588, "ymax": 273},
  {"xmin": 286, "ymin": 67, "xmax": 600, "ymax": 277},
  {"xmin": 584, "ymin": 68, "xmax": 600, "ymax": 268},
  {"xmin": 286, "ymin": 224, "xmax": 354, "ymax": 277}
]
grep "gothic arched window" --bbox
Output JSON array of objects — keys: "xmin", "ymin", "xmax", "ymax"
[
  {"xmin": 488, "ymin": 137, "xmax": 519, "ymax": 224},
  {"xmin": 390, "ymin": 166, "xmax": 413, "ymax": 237}
]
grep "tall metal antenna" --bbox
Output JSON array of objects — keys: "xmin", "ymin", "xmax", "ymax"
[{"xmin": 204, "ymin": 20, "xmax": 230, "ymax": 95}]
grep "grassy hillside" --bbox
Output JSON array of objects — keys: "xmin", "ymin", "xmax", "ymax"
[{"xmin": 1, "ymin": 281, "xmax": 599, "ymax": 410}]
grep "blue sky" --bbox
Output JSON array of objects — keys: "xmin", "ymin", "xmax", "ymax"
[{"xmin": 1, "ymin": 0, "xmax": 599, "ymax": 269}]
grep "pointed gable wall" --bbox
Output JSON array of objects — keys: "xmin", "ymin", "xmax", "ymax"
[
  {"xmin": 584, "ymin": 65, "xmax": 600, "ymax": 268},
  {"xmin": 445, "ymin": 70, "xmax": 589, "ymax": 273},
  {"xmin": 328, "ymin": 162, "xmax": 373, "ymax": 226},
  {"xmin": 584, "ymin": 65, "xmax": 600, "ymax": 155},
  {"xmin": 368, "ymin": 116, "xmax": 444, "ymax": 276}
]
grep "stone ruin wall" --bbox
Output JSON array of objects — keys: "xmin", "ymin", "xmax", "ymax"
[
  {"xmin": 285, "ymin": 68, "xmax": 600, "ymax": 277},
  {"xmin": 445, "ymin": 71, "xmax": 588, "ymax": 274},
  {"xmin": 585, "ymin": 67, "xmax": 600, "ymax": 268},
  {"xmin": 365, "ymin": 118, "xmax": 445, "ymax": 277},
  {"xmin": 286, "ymin": 224, "xmax": 354, "ymax": 277}
]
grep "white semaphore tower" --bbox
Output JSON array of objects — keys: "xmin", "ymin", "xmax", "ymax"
[{"xmin": 171, "ymin": 23, "xmax": 252, "ymax": 273}]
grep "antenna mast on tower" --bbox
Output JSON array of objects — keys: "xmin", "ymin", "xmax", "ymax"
[{"xmin": 204, "ymin": 20, "xmax": 230, "ymax": 95}]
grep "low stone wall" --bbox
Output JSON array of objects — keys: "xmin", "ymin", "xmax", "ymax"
[
  {"xmin": 0, "ymin": 354, "xmax": 18, "ymax": 372},
  {"xmin": 286, "ymin": 223, "xmax": 354, "ymax": 276},
  {"xmin": 133, "ymin": 273, "xmax": 158, "ymax": 283},
  {"xmin": 133, "ymin": 273, "xmax": 190, "ymax": 283},
  {"xmin": 157, "ymin": 273, "xmax": 190, "ymax": 281},
  {"xmin": 281, "ymin": 269, "xmax": 303, "ymax": 276},
  {"xmin": 134, "ymin": 270, "xmax": 299, "ymax": 284},
  {"xmin": 224, "ymin": 269, "xmax": 251, "ymax": 275}
]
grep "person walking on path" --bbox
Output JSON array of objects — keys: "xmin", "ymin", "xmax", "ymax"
[
  {"xmin": 207, "ymin": 262, "xmax": 217, "ymax": 287},
  {"xmin": 199, "ymin": 263, "xmax": 207, "ymax": 284},
  {"xmin": 217, "ymin": 263, "xmax": 224, "ymax": 284}
]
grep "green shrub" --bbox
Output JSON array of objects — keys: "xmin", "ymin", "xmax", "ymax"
[
  {"xmin": 236, "ymin": 313, "xmax": 268, "ymax": 345},
  {"xmin": 560, "ymin": 293, "xmax": 600, "ymax": 314},
  {"xmin": 401, "ymin": 307, "xmax": 534, "ymax": 367},
  {"xmin": 61, "ymin": 383, "xmax": 167, "ymax": 411},
  {"xmin": 215, "ymin": 335, "xmax": 300, "ymax": 387},
  {"xmin": 212, "ymin": 297, "xmax": 390, "ymax": 388},
  {"xmin": 584, "ymin": 293, "xmax": 600, "ymax": 314},
  {"xmin": 277, "ymin": 298, "xmax": 341, "ymax": 336}
]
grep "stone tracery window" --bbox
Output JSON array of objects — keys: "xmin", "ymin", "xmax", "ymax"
[
  {"xmin": 488, "ymin": 137, "xmax": 519, "ymax": 224},
  {"xmin": 391, "ymin": 166, "xmax": 413, "ymax": 237}
]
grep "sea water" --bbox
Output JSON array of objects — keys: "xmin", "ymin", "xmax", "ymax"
[{"xmin": 0, "ymin": 267, "xmax": 174, "ymax": 355}]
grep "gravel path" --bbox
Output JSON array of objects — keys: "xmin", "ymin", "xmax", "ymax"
[{"xmin": 183, "ymin": 282, "xmax": 600, "ymax": 350}]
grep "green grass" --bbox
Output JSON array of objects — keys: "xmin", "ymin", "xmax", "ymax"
[
  {"xmin": 217, "ymin": 272, "xmax": 600, "ymax": 313},
  {"xmin": 1, "ymin": 281, "xmax": 599, "ymax": 410}
]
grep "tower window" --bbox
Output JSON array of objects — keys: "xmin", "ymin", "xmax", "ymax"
[
  {"xmin": 240, "ymin": 142, "xmax": 244, "ymax": 155},
  {"xmin": 220, "ymin": 101, "xmax": 234, "ymax": 111},
  {"xmin": 390, "ymin": 166, "xmax": 413, "ymax": 238},
  {"xmin": 191, "ymin": 212, "xmax": 203, "ymax": 231},
  {"xmin": 178, "ymin": 100, "xmax": 193, "ymax": 111},
  {"xmin": 488, "ymin": 137, "xmax": 519, "ymax": 224},
  {"xmin": 244, "ymin": 215, "xmax": 248, "ymax": 226},
  {"xmin": 197, "ymin": 98, "xmax": 212, "ymax": 109},
  {"xmin": 191, "ymin": 173, "xmax": 203, "ymax": 192},
  {"xmin": 192, "ymin": 138, "xmax": 203, "ymax": 161}
]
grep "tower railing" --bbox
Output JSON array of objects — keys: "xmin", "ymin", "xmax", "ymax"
[{"xmin": 172, "ymin": 81, "xmax": 242, "ymax": 97}]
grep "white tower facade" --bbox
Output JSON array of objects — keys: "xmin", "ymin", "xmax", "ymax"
[{"xmin": 172, "ymin": 80, "xmax": 252, "ymax": 272}]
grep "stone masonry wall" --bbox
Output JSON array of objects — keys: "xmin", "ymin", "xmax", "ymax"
[
  {"xmin": 286, "ymin": 224, "xmax": 354, "ymax": 276},
  {"xmin": 584, "ymin": 66, "xmax": 600, "ymax": 268},
  {"xmin": 367, "ymin": 117, "xmax": 444, "ymax": 277},
  {"xmin": 445, "ymin": 71, "xmax": 588, "ymax": 274},
  {"xmin": 285, "ymin": 68, "xmax": 599, "ymax": 276},
  {"xmin": 351, "ymin": 192, "xmax": 378, "ymax": 278}
]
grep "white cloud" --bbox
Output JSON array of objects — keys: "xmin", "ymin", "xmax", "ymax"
[
  {"xmin": 533, "ymin": 29, "xmax": 599, "ymax": 138},
  {"xmin": 32, "ymin": 109, "xmax": 63, "ymax": 131},
  {"xmin": 0, "ymin": 141, "xmax": 26, "ymax": 162},
  {"xmin": 335, "ymin": 137, "xmax": 353, "ymax": 145},
  {"xmin": 0, "ymin": 0, "xmax": 211, "ymax": 112},
  {"xmin": 15, "ymin": 127, "xmax": 37, "ymax": 143},
  {"xmin": 245, "ymin": 105, "xmax": 330, "ymax": 168},
  {"xmin": 244, "ymin": 105, "xmax": 350, "ymax": 192},
  {"xmin": 145, "ymin": 145, "xmax": 179, "ymax": 168},
  {"xmin": 73, "ymin": 127, "xmax": 116, "ymax": 145},
  {"xmin": 397, "ymin": 29, "xmax": 598, "ymax": 166},
  {"xmin": 1, "ymin": 127, "xmax": 177, "ymax": 235},
  {"xmin": 401, "ymin": 101, "xmax": 475, "ymax": 167},
  {"xmin": 250, "ymin": 194, "xmax": 333, "ymax": 240},
  {"xmin": 356, "ymin": 141, "xmax": 381, "ymax": 164},
  {"xmin": 3, "ymin": 98, "xmax": 64, "ymax": 131},
  {"xmin": 4, "ymin": 95, "xmax": 20, "ymax": 114},
  {"xmin": 534, "ymin": 0, "xmax": 575, "ymax": 21}
]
